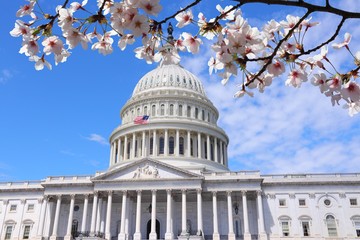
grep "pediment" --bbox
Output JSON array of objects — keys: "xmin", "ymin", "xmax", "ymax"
[{"xmin": 92, "ymin": 158, "xmax": 202, "ymax": 182}]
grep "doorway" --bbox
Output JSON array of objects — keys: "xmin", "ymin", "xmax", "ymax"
[{"xmin": 146, "ymin": 219, "xmax": 160, "ymax": 239}]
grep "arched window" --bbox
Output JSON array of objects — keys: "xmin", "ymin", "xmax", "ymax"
[
  {"xmin": 137, "ymin": 107, "xmax": 140, "ymax": 115},
  {"xmin": 71, "ymin": 219, "xmax": 79, "ymax": 238},
  {"xmin": 351, "ymin": 215, "xmax": 360, "ymax": 237},
  {"xmin": 169, "ymin": 137, "xmax": 175, "ymax": 154},
  {"xmin": 161, "ymin": 104, "xmax": 165, "ymax": 116},
  {"xmin": 179, "ymin": 137, "xmax": 184, "ymax": 155},
  {"xmin": 326, "ymin": 215, "xmax": 338, "ymax": 237},
  {"xmin": 179, "ymin": 105, "xmax": 183, "ymax": 116},
  {"xmin": 279, "ymin": 216, "xmax": 291, "ymax": 237},
  {"xmin": 152, "ymin": 105, "xmax": 156, "ymax": 116},
  {"xmin": 195, "ymin": 108, "xmax": 199, "ymax": 119},
  {"xmin": 190, "ymin": 138, "xmax": 194, "ymax": 156},
  {"xmin": 159, "ymin": 137, "xmax": 164, "ymax": 154},
  {"xmin": 144, "ymin": 106, "xmax": 148, "ymax": 115},
  {"xmin": 170, "ymin": 104, "xmax": 174, "ymax": 115},
  {"xmin": 150, "ymin": 137, "xmax": 153, "ymax": 155},
  {"xmin": 299, "ymin": 216, "xmax": 311, "ymax": 237},
  {"xmin": 202, "ymin": 110, "xmax": 205, "ymax": 121},
  {"xmin": 187, "ymin": 106, "xmax": 191, "ymax": 117}
]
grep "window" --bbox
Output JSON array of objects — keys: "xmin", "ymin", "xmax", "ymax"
[
  {"xmin": 169, "ymin": 137, "xmax": 174, "ymax": 154},
  {"xmin": 179, "ymin": 137, "xmax": 184, "ymax": 155},
  {"xmin": 195, "ymin": 108, "xmax": 199, "ymax": 119},
  {"xmin": 23, "ymin": 225, "xmax": 31, "ymax": 239},
  {"xmin": 326, "ymin": 215, "xmax": 338, "ymax": 237},
  {"xmin": 299, "ymin": 199, "xmax": 306, "ymax": 206},
  {"xmin": 137, "ymin": 107, "xmax": 140, "ymax": 115},
  {"xmin": 279, "ymin": 199, "xmax": 286, "ymax": 207},
  {"xmin": 190, "ymin": 138, "xmax": 194, "ymax": 156},
  {"xmin": 71, "ymin": 220, "xmax": 78, "ymax": 238},
  {"xmin": 202, "ymin": 110, "xmax": 205, "ymax": 121},
  {"xmin": 134, "ymin": 140, "xmax": 138, "ymax": 157},
  {"xmin": 187, "ymin": 106, "xmax": 191, "ymax": 117},
  {"xmin": 178, "ymin": 105, "xmax": 183, "ymax": 116},
  {"xmin": 350, "ymin": 198, "xmax": 358, "ymax": 206},
  {"xmin": 281, "ymin": 221, "xmax": 290, "ymax": 236},
  {"xmin": 127, "ymin": 142, "xmax": 130, "ymax": 159},
  {"xmin": 144, "ymin": 106, "xmax": 148, "ymax": 115},
  {"xmin": 151, "ymin": 105, "xmax": 156, "ymax": 116},
  {"xmin": 302, "ymin": 221, "xmax": 310, "ymax": 236},
  {"xmin": 27, "ymin": 204, "xmax": 34, "ymax": 212},
  {"xmin": 207, "ymin": 112, "xmax": 210, "ymax": 122},
  {"xmin": 5, "ymin": 226, "xmax": 13, "ymax": 240},
  {"xmin": 324, "ymin": 199, "xmax": 331, "ymax": 206},
  {"xmin": 159, "ymin": 137, "xmax": 164, "ymax": 154},
  {"xmin": 170, "ymin": 104, "xmax": 174, "ymax": 116},
  {"xmin": 351, "ymin": 216, "xmax": 360, "ymax": 237},
  {"xmin": 204, "ymin": 141, "xmax": 207, "ymax": 159},
  {"xmin": 150, "ymin": 137, "xmax": 153, "ymax": 155},
  {"xmin": 10, "ymin": 204, "xmax": 17, "ymax": 212},
  {"xmin": 160, "ymin": 104, "xmax": 165, "ymax": 116}
]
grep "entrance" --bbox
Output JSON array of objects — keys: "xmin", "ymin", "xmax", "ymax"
[{"xmin": 146, "ymin": 219, "xmax": 160, "ymax": 239}]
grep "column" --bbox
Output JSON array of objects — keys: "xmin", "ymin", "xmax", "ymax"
[
  {"xmin": 197, "ymin": 132, "xmax": 202, "ymax": 159},
  {"xmin": 149, "ymin": 190, "xmax": 157, "ymax": 240},
  {"xmin": 220, "ymin": 141, "xmax": 224, "ymax": 165},
  {"xmin": 134, "ymin": 190, "xmax": 142, "ymax": 240},
  {"xmin": 197, "ymin": 189, "xmax": 203, "ymax": 236},
  {"xmin": 181, "ymin": 189, "xmax": 187, "ymax": 235},
  {"xmin": 95, "ymin": 197, "xmax": 103, "ymax": 233},
  {"xmin": 50, "ymin": 195, "xmax": 62, "ymax": 240},
  {"xmin": 90, "ymin": 192, "xmax": 98, "ymax": 236},
  {"xmin": 175, "ymin": 129, "xmax": 180, "ymax": 156},
  {"xmin": 117, "ymin": 138, "xmax": 122, "ymax": 162},
  {"xmin": 65, "ymin": 195, "xmax": 75, "ymax": 240},
  {"xmin": 124, "ymin": 135, "xmax": 128, "ymax": 160},
  {"xmin": 36, "ymin": 196, "xmax": 48, "ymax": 239},
  {"xmin": 109, "ymin": 142, "xmax": 114, "ymax": 166},
  {"xmin": 153, "ymin": 130, "xmax": 157, "ymax": 156},
  {"xmin": 118, "ymin": 191, "xmax": 127, "ymax": 240},
  {"xmin": 242, "ymin": 191, "xmax": 251, "ymax": 240},
  {"xmin": 164, "ymin": 129, "xmax": 169, "ymax": 156},
  {"xmin": 81, "ymin": 195, "xmax": 89, "ymax": 233},
  {"xmin": 212, "ymin": 192, "xmax": 220, "ymax": 240},
  {"xmin": 142, "ymin": 131, "xmax": 146, "ymax": 157},
  {"xmin": 187, "ymin": 131, "xmax": 191, "ymax": 157},
  {"xmin": 227, "ymin": 192, "xmax": 235, "ymax": 240},
  {"xmin": 206, "ymin": 135, "xmax": 211, "ymax": 160},
  {"xmin": 132, "ymin": 133, "xmax": 136, "ymax": 159},
  {"xmin": 165, "ymin": 189, "xmax": 173, "ymax": 240},
  {"xmin": 214, "ymin": 137, "xmax": 219, "ymax": 163},
  {"xmin": 257, "ymin": 191, "xmax": 267, "ymax": 240},
  {"xmin": 105, "ymin": 191, "xmax": 113, "ymax": 240}
]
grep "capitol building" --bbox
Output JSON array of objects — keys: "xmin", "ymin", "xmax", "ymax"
[{"xmin": 1, "ymin": 59, "xmax": 360, "ymax": 240}]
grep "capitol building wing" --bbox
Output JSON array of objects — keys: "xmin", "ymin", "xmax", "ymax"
[{"xmin": 1, "ymin": 61, "xmax": 360, "ymax": 240}]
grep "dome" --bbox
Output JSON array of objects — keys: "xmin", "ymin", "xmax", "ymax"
[{"xmin": 132, "ymin": 63, "xmax": 206, "ymax": 97}]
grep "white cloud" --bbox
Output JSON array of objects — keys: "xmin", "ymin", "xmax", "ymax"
[
  {"xmin": 0, "ymin": 69, "xmax": 13, "ymax": 84},
  {"xmin": 85, "ymin": 133, "xmax": 109, "ymax": 145},
  {"xmin": 179, "ymin": 10, "xmax": 360, "ymax": 174}
]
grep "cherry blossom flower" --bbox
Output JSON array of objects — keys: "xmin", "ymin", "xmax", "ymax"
[
  {"xmin": 139, "ymin": 0, "xmax": 162, "ymax": 16},
  {"xmin": 91, "ymin": 34, "xmax": 114, "ymax": 56},
  {"xmin": 280, "ymin": 15, "xmax": 300, "ymax": 34},
  {"xmin": 29, "ymin": 55, "xmax": 52, "ymax": 71},
  {"xmin": 327, "ymin": 75, "xmax": 341, "ymax": 91},
  {"xmin": 70, "ymin": 0, "xmax": 88, "ymax": 12},
  {"xmin": 267, "ymin": 60, "xmax": 285, "ymax": 76},
  {"xmin": 118, "ymin": 34, "xmax": 135, "ymax": 50},
  {"xmin": 208, "ymin": 57, "xmax": 224, "ymax": 75},
  {"xmin": 55, "ymin": 49, "xmax": 71, "ymax": 65},
  {"xmin": 19, "ymin": 38, "xmax": 39, "ymax": 56},
  {"xmin": 182, "ymin": 32, "xmax": 202, "ymax": 54},
  {"xmin": 311, "ymin": 73, "xmax": 328, "ymax": 93},
  {"xmin": 16, "ymin": 0, "xmax": 36, "ymax": 18},
  {"xmin": 341, "ymin": 81, "xmax": 360, "ymax": 102},
  {"xmin": 343, "ymin": 101, "xmax": 360, "ymax": 117},
  {"xmin": 175, "ymin": 10, "xmax": 193, "ymax": 28},
  {"xmin": 285, "ymin": 69, "xmax": 307, "ymax": 88},
  {"xmin": 234, "ymin": 87, "xmax": 254, "ymax": 98},
  {"xmin": 129, "ymin": 14, "xmax": 149, "ymax": 37},
  {"xmin": 63, "ymin": 28, "xmax": 89, "ymax": 49},
  {"xmin": 216, "ymin": 5, "xmax": 236, "ymax": 20},
  {"xmin": 58, "ymin": 8, "xmax": 75, "ymax": 30},
  {"xmin": 97, "ymin": 0, "xmax": 114, "ymax": 15},
  {"xmin": 10, "ymin": 20, "xmax": 31, "ymax": 38},
  {"xmin": 42, "ymin": 36, "xmax": 64, "ymax": 56},
  {"xmin": 263, "ymin": 19, "xmax": 281, "ymax": 40},
  {"xmin": 332, "ymin": 32, "xmax": 351, "ymax": 49}
]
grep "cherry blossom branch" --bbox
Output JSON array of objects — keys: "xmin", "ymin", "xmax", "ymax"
[
  {"xmin": 245, "ymin": 10, "xmax": 312, "ymax": 87},
  {"xmin": 236, "ymin": 0, "xmax": 360, "ymax": 18},
  {"xmin": 156, "ymin": 0, "xmax": 202, "ymax": 25}
]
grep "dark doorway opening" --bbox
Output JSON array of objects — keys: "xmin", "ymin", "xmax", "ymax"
[{"xmin": 146, "ymin": 219, "xmax": 160, "ymax": 239}]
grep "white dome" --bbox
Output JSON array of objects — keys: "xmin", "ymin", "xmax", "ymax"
[{"xmin": 132, "ymin": 64, "xmax": 206, "ymax": 97}]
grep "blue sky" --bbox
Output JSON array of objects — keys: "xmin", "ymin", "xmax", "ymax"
[{"xmin": 1, "ymin": 0, "xmax": 360, "ymax": 181}]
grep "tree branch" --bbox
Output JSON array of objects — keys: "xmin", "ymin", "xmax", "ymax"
[{"xmin": 157, "ymin": 0, "xmax": 202, "ymax": 25}]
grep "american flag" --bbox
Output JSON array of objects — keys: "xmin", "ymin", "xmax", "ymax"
[{"xmin": 134, "ymin": 115, "xmax": 150, "ymax": 124}]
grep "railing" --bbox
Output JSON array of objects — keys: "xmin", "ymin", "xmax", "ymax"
[{"xmin": 75, "ymin": 231, "xmax": 105, "ymax": 239}]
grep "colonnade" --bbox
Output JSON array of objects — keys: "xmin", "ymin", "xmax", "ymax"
[
  {"xmin": 35, "ymin": 190, "xmax": 267, "ymax": 240},
  {"xmin": 109, "ymin": 129, "xmax": 228, "ymax": 167}
]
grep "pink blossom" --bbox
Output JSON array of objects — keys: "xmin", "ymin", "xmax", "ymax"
[
  {"xmin": 267, "ymin": 60, "xmax": 285, "ymax": 76},
  {"xmin": 42, "ymin": 36, "xmax": 64, "ymax": 56},
  {"xmin": 343, "ymin": 101, "xmax": 360, "ymax": 117},
  {"xmin": 263, "ymin": 19, "xmax": 280, "ymax": 40},
  {"xmin": 234, "ymin": 88, "xmax": 254, "ymax": 98},
  {"xmin": 280, "ymin": 15, "xmax": 300, "ymax": 34},
  {"xmin": 285, "ymin": 69, "xmax": 307, "ymax": 88},
  {"xmin": 182, "ymin": 32, "xmax": 202, "ymax": 54},
  {"xmin": 19, "ymin": 39, "xmax": 39, "ymax": 56},
  {"xmin": 311, "ymin": 73, "xmax": 328, "ymax": 93},
  {"xmin": 91, "ymin": 33, "xmax": 114, "ymax": 56},
  {"xmin": 16, "ymin": 0, "xmax": 36, "ymax": 17},
  {"xmin": 58, "ymin": 8, "xmax": 75, "ymax": 30},
  {"xmin": 63, "ymin": 28, "xmax": 89, "ymax": 49},
  {"xmin": 29, "ymin": 55, "xmax": 52, "ymax": 71},
  {"xmin": 129, "ymin": 15, "xmax": 149, "ymax": 37},
  {"xmin": 327, "ymin": 75, "xmax": 341, "ymax": 91},
  {"xmin": 10, "ymin": 20, "xmax": 31, "ymax": 38},
  {"xmin": 216, "ymin": 5, "xmax": 236, "ymax": 20},
  {"xmin": 175, "ymin": 10, "xmax": 193, "ymax": 28},
  {"xmin": 139, "ymin": 0, "xmax": 162, "ymax": 16},
  {"xmin": 332, "ymin": 32, "xmax": 351, "ymax": 49},
  {"xmin": 55, "ymin": 49, "xmax": 71, "ymax": 65},
  {"xmin": 208, "ymin": 57, "xmax": 224, "ymax": 75},
  {"xmin": 341, "ymin": 81, "xmax": 360, "ymax": 102},
  {"xmin": 118, "ymin": 34, "xmax": 135, "ymax": 50}
]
